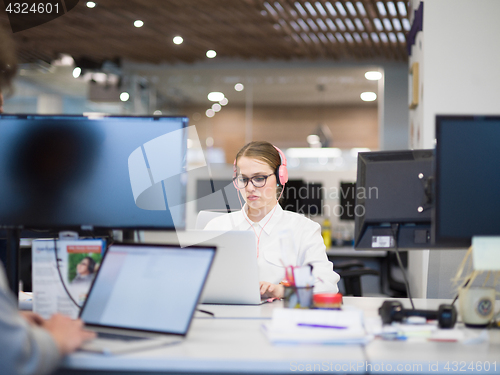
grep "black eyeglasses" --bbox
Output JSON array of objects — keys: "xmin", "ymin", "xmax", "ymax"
[{"xmin": 233, "ymin": 173, "xmax": 274, "ymax": 189}]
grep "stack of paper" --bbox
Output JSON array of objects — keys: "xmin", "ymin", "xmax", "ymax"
[{"xmin": 262, "ymin": 307, "xmax": 372, "ymax": 344}]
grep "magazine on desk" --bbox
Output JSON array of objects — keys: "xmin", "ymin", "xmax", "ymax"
[
  {"xmin": 32, "ymin": 239, "xmax": 104, "ymax": 319},
  {"xmin": 262, "ymin": 307, "xmax": 373, "ymax": 345}
]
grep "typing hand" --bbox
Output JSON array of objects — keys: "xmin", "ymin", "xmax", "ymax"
[
  {"xmin": 259, "ymin": 281, "xmax": 284, "ymax": 299},
  {"xmin": 43, "ymin": 314, "xmax": 96, "ymax": 355}
]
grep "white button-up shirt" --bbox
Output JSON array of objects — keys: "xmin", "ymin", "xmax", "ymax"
[{"xmin": 204, "ymin": 204, "xmax": 340, "ymax": 294}]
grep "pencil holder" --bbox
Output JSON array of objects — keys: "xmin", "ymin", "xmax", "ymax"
[{"xmin": 283, "ymin": 286, "xmax": 314, "ymax": 309}]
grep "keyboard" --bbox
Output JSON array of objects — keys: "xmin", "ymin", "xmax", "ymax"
[{"xmin": 97, "ymin": 331, "xmax": 148, "ymax": 341}]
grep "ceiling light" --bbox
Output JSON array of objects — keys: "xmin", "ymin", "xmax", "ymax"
[
  {"xmin": 315, "ymin": 2, "xmax": 327, "ymax": 16},
  {"xmin": 86, "ymin": 1, "xmax": 96, "ymax": 8},
  {"xmin": 154, "ymin": 110, "xmax": 162, "ymax": 115},
  {"xmin": 365, "ymin": 71, "xmax": 382, "ymax": 80},
  {"xmin": 219, "ymin": 97, "xmax": 228, "ymax": 106},
  {"xmin": 208, "ymin": 92, "xmax": 224, "ymax": 101},
  {"xmin": 360, "ymin": 92, "xmax": 377, "ymax": 101},
  {"xmin": 120, "ymin": 92, "xmax": 130, "ymax": 101},
  {"xmin": 206, "ymin": 137, "xmax": 214, "ymax": 147},
  {"xmin": 173, "ymin": 36, "xmax": 183, "ymax": 45},
  {"xmin": 356, "ymin": 2, "xmax": 366, "ymax": 16},
  {"xmin": 307, "ymin": 134, "xmax": 321, "ymax": 145},
  {"xmin": 212, "ymin": 103, "xmax": 221, "ymax": 112},
  {"xmin": 304, "ymin": 2, "xmax": 317, "ymax": 16},
  {"xmin": 376, "ymin": 1, "xmax": 387, "ymax": 16},
  {"xmin": 335, "ymin": 1, "xmax": 347, "ymax": 16},
  {"xmin": 206, "ymin": 109, "xmax": 215, "ymax": 118},
  {"xmin": 345, "ymin": 1, "xmax": 357, "ymax": 16},
  {"xmin": 72, "ymin": 67, "xmax": 81, "ymax": 78},
  {"xmin": 397, "ymin": 1, "xmax": 407, "ymax": 16},
  {"xmin": 52, "ymin": 54, "xmax": 74, "ymax": 66},
  {"xmin": 234, "ymin": 83, "xmax": 244, "ymax": 91},
  {"xmin": 206, "ymin": 50, "xmax": 216, "ymax": 58},
  {"xmin": 134, "ymin": 20, "xmax": 144, "ymax": 28},
  {"xmin": 325, "ymin": 2, "xmax": 337, "ymax": 16}
]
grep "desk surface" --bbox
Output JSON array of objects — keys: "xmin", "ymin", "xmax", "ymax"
[
  {"xmin": 326, "ymin": 247, "xmax": 388, "ymax": 257},
  {"xmin": 58, "ymin": 297, "xmax": 500, "ymax": 375}
]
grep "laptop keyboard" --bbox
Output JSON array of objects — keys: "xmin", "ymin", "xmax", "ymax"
[{"xmin": 97, "ymin": 332, "xmax": 149, "ymax": 341}]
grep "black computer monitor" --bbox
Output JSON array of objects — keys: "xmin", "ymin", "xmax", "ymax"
[
  {"xmin": 354, "ymin": 149, "xmax": 434, "ymax": 250},
  {"xmin": 433, "ymin": 115, "xmax": 500, "ymax": 248},
  {"xmin": 0, "ymin": 114, "xmax": 188, "ymax": 231},
  {"xmin": 281, "ymin": 179, "xmax": 323, "ymax": 216}
]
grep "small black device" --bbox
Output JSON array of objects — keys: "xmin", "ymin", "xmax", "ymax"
[{"xmin": 378, "ymin": 300, "xmax": 457, "ymax": 329}]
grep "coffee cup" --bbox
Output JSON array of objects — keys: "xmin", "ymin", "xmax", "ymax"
[{"xmin": 458, "ymin": 287, "xmax": 496, "ymax": 328}]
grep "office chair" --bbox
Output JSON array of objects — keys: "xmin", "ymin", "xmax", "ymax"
[
  {"xmin": 334, "ymin": 260, "xmax": 380, "ymax": 297},
  {"xmin": 383, "ymin": 251, "xmax": 408, "ymax": 298}
]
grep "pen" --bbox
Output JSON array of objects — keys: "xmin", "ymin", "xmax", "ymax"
[{"xmin": 297, "ymin": 323, "xmax": 347, "ymax": 329}]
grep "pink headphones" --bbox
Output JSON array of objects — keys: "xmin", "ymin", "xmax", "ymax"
[{"xmin": 233, "ymin": 145, "xmax": 288, "ymax": 187}]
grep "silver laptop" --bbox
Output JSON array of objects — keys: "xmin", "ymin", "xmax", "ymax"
[
  {"xmin": 78, "ymin": 243, "xmax": 216, "ymax": 354},
  {"xmin": 143, "ymin": 230, "xmax": 263, "ymax": 305}
]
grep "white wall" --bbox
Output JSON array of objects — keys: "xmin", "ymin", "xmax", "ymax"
[
  {"xmin": 379, "ymin": 63, "xmax": 410, "ymax": 150},
  {"xmin": 409, "ymin": 0, "xmax": 500, "ymax": 298}
]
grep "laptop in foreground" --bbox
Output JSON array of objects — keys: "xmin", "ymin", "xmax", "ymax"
[
  {"xmin": 78, "ymin": 242, "xmax": 216, "ymax": 354},
  {"xmin": 143, "ymin": 230, "xmax": 263, "ymax": 305}
]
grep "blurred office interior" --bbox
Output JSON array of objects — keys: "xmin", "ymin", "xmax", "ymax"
[{"xmin": 2, "ymin": 0, "xmax": 498, "ymax": 298}]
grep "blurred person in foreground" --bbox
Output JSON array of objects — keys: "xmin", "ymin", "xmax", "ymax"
[{"xmin": 0, "ymin": 25, "xmax": 95, "ymax": 375}]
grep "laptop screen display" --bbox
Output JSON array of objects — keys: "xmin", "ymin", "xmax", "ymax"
[{"xmin": 80, "ymin": 244, "xmax": 215, "ymax": 335}]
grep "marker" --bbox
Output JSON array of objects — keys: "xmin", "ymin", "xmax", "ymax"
[{"xmin": 297, "ymin": 323, "xmax": 347, "ymax": 329}]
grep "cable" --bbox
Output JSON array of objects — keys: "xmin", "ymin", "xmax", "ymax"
[
  {"xmin": 391, "ymin": 224, "xmax": 415, "ymax": 310},
  {"xmin": 53, "ymin": 237, "xmax": 81, "ymax": 309},
  {"xmin": 451, "ymin": 276, "xmax": 471, "ymax": 306},
  {"xmin": 196, "ymin": 309, "xmax": 215, "ymax": 317}
]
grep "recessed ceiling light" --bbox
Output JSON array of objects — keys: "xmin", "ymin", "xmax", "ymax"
[
  {"xmin": 219, "ymin": 98, "xmax": 228, "ymax": 106},
  {"xmin": 154, "ymin": 110, "xmax": 162, "ymax": 115},
  {"xmin": 360, "ymin": 92, "xmax": 377, "ymax": 101},
  {"xmin": 206, "ymin": 109, "xmax": 215, "ymax": 118},
  {"xmin": 173, "ymin": 36, "xmax": 183, "ymax": 45},
  {"xmin": 120, "ymin": 92, "xmax": 130, "ymax": 102},
  {"xmin": 207, "ymin": 92, "xmax": 224, "ymax": 101},
  {"xmin": 212, "ymin": 103, "xmax": 221, "ymax": 112},
  {"xmin": 134, "ymin": 20, "xmax": 144, "ymax": 28},
  {"xmin": 234, "ymin": 83, "xmax": 244, "ymax": 91},
  {"xmin": 72, "ymin": 67, "xmax": 81, "ymax": 78},
  {"xmin": 86, "ymin": 1, "xmax": 96, "ymax": 8},
  {"xmin": 365, "ymin": 71, "xmax": 382, "ymax": 80},
  {"xmin": 206, "ymin": 50, "xmax": 217, "ymax": 58}
]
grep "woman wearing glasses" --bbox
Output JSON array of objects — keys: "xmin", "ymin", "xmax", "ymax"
[{"xmin": 204, "ymin": 141, "xmax": 339, "ymax": 299}]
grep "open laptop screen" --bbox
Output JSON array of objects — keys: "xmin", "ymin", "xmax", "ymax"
[{"xmin": 80, "ymin": 243, "xmax": 215, "ymax": 335}]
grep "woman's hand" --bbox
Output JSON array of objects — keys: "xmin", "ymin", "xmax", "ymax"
[{"xmin": 259, "ymin": 281, "xmax": 284, "ymax": 299}]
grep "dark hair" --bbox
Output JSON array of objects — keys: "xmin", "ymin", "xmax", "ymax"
[
  {"xmin": 0, "ymin": 25, "xmax": 17, "ymax": 92},
  {"xmin": 82, "ymin": 256, "xmax": 96, "ymax": 274},
  {"xmin": 235, "ymin": 141, "xmax": 282, "ymax": 185}
]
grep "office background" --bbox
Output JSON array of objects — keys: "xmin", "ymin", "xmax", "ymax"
[{"xmin": 2, "ymin": 0, "xmax": 499, "ymax": 299}]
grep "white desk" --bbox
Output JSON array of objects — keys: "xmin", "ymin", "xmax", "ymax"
[
  {"xmin": 56, "ymin": 297, "xmax": 500, "ymax": 375},
  {"xmin": 326, "ymin": 247, "xmax": 387, "ymax": 258}
]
